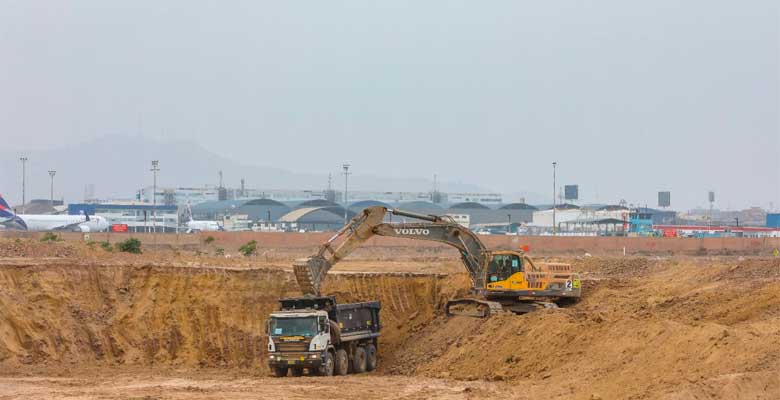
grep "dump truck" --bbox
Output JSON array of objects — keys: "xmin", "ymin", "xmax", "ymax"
[
  {"xmin": 294, "ymin": 206, "xmax": 581, "ymax": 317},
  {"xmin": 266, "ymin": 296, "xmax": 381, "ymax": 377}
]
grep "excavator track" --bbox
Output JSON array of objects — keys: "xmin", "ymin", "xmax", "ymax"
[{"xmin": 445, "ymin": 298, "xmax": 504, "ymax": 318}]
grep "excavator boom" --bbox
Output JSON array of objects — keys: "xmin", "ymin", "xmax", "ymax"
[{"xmin": 294, "ymin": 206, "xmax": 489, "ymax": 296}]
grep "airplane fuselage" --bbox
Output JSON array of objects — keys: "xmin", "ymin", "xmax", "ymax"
[
  {"xmin": 186, "ymin": 220, "xmax": 222, "ymax": 232},
  {"xmin": 4, "ymin": 214, "xmax": 109, "ymax": 232}
]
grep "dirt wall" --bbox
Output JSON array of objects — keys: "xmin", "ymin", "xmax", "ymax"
[
  {"xmin": 0, "ymin": 263, "xmax": 443, "ymax": 371},
  {"xmin": 3, "ymin": 231, "xmax": 778, "ymax": 257}
]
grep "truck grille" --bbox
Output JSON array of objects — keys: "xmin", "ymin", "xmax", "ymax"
[{"xmin": 275, "ymin": 341, "xmax": 309, "ymax": 352}]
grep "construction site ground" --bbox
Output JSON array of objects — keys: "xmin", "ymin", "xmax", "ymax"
[{"xmin": 0, "ymin": 238, "xmax": 778, "ymax": 399}]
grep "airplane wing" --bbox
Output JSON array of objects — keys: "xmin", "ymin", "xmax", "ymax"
[{"xmin": 51, "ymin": 215, "xmax": 90, "ymax": 231}]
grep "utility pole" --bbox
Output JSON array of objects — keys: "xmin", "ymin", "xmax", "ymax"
[
  {"xmin": 48, "ymin": 170, "xmax": 56, "ymax": 208},
  {"xmin": 552, "ymin": 161, "xmax": 557, "ymax": 235},
  {"xmin": 342, "ymin": 163, "xmax": 351, "ymax": 224},
  {"xmin": 151, "ymin": 160, "xmax": 160, "ymax": 246},
  {"xmin": 19, "ymin": 157, "xmax": 27, "ymax": 214},
  {"xmin": 507, "ymin": 214, "xmax": 511, "ymax": 234}
]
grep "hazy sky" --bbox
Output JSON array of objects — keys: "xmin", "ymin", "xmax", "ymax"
[{"xmin": 1, "ymin": 1, "xmax": 778, "ymax": 210}]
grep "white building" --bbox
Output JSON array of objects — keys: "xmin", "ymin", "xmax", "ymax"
[{"xmin": 531, "ymin": 205, "xmax": 630, "ymax": 232}]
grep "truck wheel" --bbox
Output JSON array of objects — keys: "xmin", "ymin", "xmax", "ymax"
[
  {"xmin": 353, "ymin": 346, "xmax": 367, "ymax": 373},
  {"xmin": 290, "ymin": 367, "xmax": 303, "ymax": 377},
  {"xmin": 272, "ymin": 366, "xmax": 288, "ymax": 377},
  {"xmin": 366, "ymin": 344, "xmax": 378, "ymax": 371},
  {"xmin": 317, "ymin": 351, "xmax": 334, "ymax": 376},
  {"xmin": 334, "ymin": 349, "xmax": 349, "ymax": 376}
]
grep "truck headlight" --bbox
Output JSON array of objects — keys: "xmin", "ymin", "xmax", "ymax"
[{"xmin": 309, "ymin": 354, "xmax": 318, "ymax": 359}]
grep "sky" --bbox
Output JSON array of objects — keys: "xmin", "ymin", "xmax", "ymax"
[{"xmin": 1, "ymin": 0, "xmax": 778, "ymax": 211}]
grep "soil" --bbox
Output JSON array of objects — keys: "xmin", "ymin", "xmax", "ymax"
[{"xmin": 0, "ymin": 238, "xmax": 778, "ymax": 399}]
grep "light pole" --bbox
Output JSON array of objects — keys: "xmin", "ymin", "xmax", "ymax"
[
  {"xmin": 151, "ymin": 160, "xmax": 160, "ymax": 246},
  {"xmin": 19, "ymin": 157, "xmax": 27, "ymax": 214},
  {"xmin": 342, "ymin": 163, "xmax": 351, "ymax": 224},
  {"xmin": 507, "ymin": 213, "xmax": 511, "ymax": 234},
  {"xmin": 552, "ymin": 161, "xmax": 557, "ymax": 235},
  {"xmin": 48, "ymin": 170, "xmax": 56, "ymax": 208}
]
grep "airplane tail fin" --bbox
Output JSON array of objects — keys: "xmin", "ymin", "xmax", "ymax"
[
  {"xmin": 186, "ymin": 203, "xmax": 194, "ymax": 222},
  {"xmin": 0, "ymin": 194, "xmax": 16, "ymax": 218},
  {"xmin": 78, "ymin": 209, "xmax": 91, "ymax": 221},
  {"xmin": 0, "ymin": 194, "xmax": 28, "ymax": 229}
]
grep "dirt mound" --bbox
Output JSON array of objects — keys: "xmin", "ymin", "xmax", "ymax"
[
  {"xmin": 0, "ymin": 239, "xmax": 77, "ymax": 258},
  {"xmin": 1, "ymin": 256, "xmax": 778, "ymax": 399},
  {"xmin": 571, "ymin": 256, "xmax": 655, "ymax": 277},
  {"xmin": 386, "ymin": 260, "xmax": 780, "ymax": 399}
]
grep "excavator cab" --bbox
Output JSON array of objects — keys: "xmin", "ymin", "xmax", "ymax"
[{"xmin": 485, "ymin": 252, "xmax": 524, "ymax": 289}]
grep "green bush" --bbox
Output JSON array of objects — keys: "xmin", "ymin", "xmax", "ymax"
[
  {"xmin": 238, "ymin": 240, "xmax": 257, "ymax": 257},
  {"xmin": 100, "ymin": 241, "xmax": 113, "ymax": 252},
  {"xmin": 116, "ymin": 238, "xmax": 142, "ymax": 254},
  {"xmin": 204, "ymin": 235, "xmax": 216, "ymax": 245},
  {"xmin": 40, "ymin": 232, "xmax": 61, "ymax": 242},
  {"xmin": 86, "ymin": 241, "xmax": 97, "ymax": 250},
  {"xmin": 215, "ymin": 247, "xmax": 225, "ymax": 256}
]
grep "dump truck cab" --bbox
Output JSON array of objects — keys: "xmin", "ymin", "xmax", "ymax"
[{"xmin": 267, "ymin": 308, "xmax": 332, "ymax": 375}]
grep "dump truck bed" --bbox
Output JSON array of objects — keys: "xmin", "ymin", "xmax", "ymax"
[{"xmin": 278, "ymin": 296, "xmax": 381, "ymax": 340}]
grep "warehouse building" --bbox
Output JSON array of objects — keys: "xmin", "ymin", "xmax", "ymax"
[{"xmin": 279, "ymin": 206, "xmax": 356, "ymax": 231}]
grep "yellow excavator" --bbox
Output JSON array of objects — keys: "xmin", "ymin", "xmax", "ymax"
[{"xmin": 294, "ymin": 206, "xmax": 581, "ymax": 317}]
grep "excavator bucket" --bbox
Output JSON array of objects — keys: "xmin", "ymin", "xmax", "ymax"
[{"xmin": 294, "ymin": 255, "xmax": 332, "ymax": 296}]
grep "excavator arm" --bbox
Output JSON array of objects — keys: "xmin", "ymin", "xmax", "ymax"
[{"xmin": 294, "ymin": 206, "xmax": 489, "ymax": 296}]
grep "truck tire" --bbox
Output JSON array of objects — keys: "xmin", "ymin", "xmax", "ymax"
[
  {"xmin": 353, "ymin": 346, "xmax": 367, "ymax": 373},
  {"xmin": 290, "ymin": 367, "xmax": 303, "ymax": 377},
  {"xmin": 334, "ymin": 349, "xmax": 349, "ymax": 376},
  {"xmin": 317, "ymin": 351, "xmax": 334, "ymax": 376},
  {"xmin": 366, "ymin": 344, "xmax": 378, "ymax": 371},
  {"xmin": 272, "ymin": 366, "xmax": 288, "ymax": 377}
]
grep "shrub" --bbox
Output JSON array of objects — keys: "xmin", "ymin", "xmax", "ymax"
[
  {"xmin": 203, "ymin": 235, "xmax": 216, "ymax": 245},
  {"xmin": 100, "ymin": 241, "xmax": 113, "ymax": 252},
  {"xmin": 86, "ymin": 241, "xmax": 97, "ymax": 250},
  {"xmin": 116, "ymin": 238, "xmax": 142, "ymax": 254},
  {"xmin": 215, "ymin": 247, "xmax": 225, "ymax": 256},
  {"xmin": 238, "ymin": 240, "xmax": 257, "ymax": 257},
  {"xmin": 40, "ymin": 232, "xmax": 61, "ymax": 242}
]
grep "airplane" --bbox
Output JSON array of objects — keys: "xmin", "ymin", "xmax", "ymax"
[
  {"xmin": 0, "ymin": 194, "xmax": 108, "ymax": 232},
  {"xmin": 184, "ymin": 203, "xmax": 222, "ymax": 233}
]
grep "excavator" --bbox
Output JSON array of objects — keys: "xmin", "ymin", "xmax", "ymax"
[{"xmin": 293, "ymin": 206, "xmax": 581, "ymax": 317}]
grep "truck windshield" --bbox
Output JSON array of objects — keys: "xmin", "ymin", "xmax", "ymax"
[{"xmin": 269, "ymin": 317, "xmax": 318, "ymax": 337}]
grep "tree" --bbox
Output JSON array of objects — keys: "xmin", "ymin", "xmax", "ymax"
[
  {"xmin": 40, "ymin": 232, "xmax": 61, "ymax": 242},
  {"xmin": 238, "ymin": 240, "xmax": 257, "ymax": 257},
  {"xmin": 116, "ymin": 238, "xmax": 142, "ymax": 254}
]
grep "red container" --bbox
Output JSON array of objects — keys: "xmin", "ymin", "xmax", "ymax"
[{"xmin": 111, "ymin": 224, "xmax": 128, "ymax": 232}]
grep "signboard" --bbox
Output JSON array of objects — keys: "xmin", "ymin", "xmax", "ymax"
[
  {"xmin": 658, "ymin": 191, "xmax": 671, "ymax": 208},
  {"xmin": 111, "ymin": 224, "xmax": 129, "ymax": 233},
  {"xmin": 564, "ymin": 185, "xmax": 578, "ymax": 201},
  {"xmin": 708, "ymin": 191, "xmax": 715, "ymax": 203}
]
